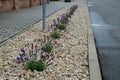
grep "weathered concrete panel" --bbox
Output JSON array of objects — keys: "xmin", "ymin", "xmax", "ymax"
[
  {"xmin": 0, "ymin": 0, "xmax": 50, "ymax": 12},
  {"xmin": 3, "ymin": 0, "xmax": 14, "ymax": 11},
  {"xmin": 0, "ymin": 1, "xmax": 2, "ymax": 12}
]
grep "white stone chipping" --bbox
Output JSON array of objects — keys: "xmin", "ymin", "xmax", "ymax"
[{"xmin": 0, "ymin": 7, "xmax": 89, "ymax": 80}]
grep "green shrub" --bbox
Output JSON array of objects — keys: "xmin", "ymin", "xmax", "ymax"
[
  {"xmin": 51, "ymin": 32, "xmax": 61, "ymax": 39},
  {"xmin": 41, "ymin": 44, "xmax": 53, "ymax": 52},
  {"xmin": 58, "ymin": 22, "xmax": 66, "ymax": 30},
  {"xmin": 26, "ymin": 60, "xmax": 46, "ymax": 71}
]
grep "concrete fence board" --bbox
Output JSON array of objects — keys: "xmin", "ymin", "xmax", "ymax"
[
  {"xmin": 3, "ymin": 0, "xmax": 14, "ymax": 11},
  {"xmin": 0, "ymin": 0, "xmax": 49, "ymax": 12},
  {"xmin": 0, "ymin": 1, "xmax": 2, "ymax": 12}
]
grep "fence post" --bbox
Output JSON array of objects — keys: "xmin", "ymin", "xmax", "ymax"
[{"xmin": 42, "ymin": 0, "xmax": 46, "ymax": 31}]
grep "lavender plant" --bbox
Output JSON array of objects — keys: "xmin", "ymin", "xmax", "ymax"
[
  {"xmin": 26, "ymin": 60, "xmax": 46, "ymax": 71},
  {"xmin": 47, "ymin": 5, "xmax": 78, "ymax": 32},
  {"xmin": 39, "ymin": 35, "xmax": 56, "ymax": 46},
  {"xmin": 51, "ymin": 14, "xmax": 69, "ymax": 31},
  {"xmin": 16, "ymin": 5, "xmax": 78, "ymax": 72},
  {"xmin": 61, "ymin": 13, "xmax": 70, "ymax": 24},
  {"xmin": 41, "ymin": 43, "xmax": 53, "ymax": 52},
  {"xmin": 69, "ymin": 5, "xmax": 78, "ymax": 15},
  {"xmin": 16, "ymin": 43, "xmax": 54, "ymax": 71},
  {"xmin": 58, "ymin": 22, "xmax": 66, "ymax": 30},
  {"xmin": 51, "ymin": 31, "xmax": 61, "ymax": 39}
]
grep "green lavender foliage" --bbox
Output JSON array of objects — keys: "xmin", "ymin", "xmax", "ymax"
[
  {"xmin": 26, "ymin": 60, "xmax": 46, "ymax": 71},
  {"xmin": 58, "ymin": 22, "xmax": 66, "ymax": 30},
  {"xmin": 51, "ymin": 32, "xmax": 61, "ymax": 39},
  {"xmin": 41, "ymin": 44, "xmax": 53, "ymax": 52}
]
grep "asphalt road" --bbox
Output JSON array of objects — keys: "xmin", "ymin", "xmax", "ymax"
[{"xmin": 87, "ymin": 0, "xmax": 120, "ymax": 80}]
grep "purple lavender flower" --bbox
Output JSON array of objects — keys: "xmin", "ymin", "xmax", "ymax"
[
  {"xmin": 45, "ymin": 53, "xmax": 49, "ymax": 59},
  {"xmin": 16, "ymin": 37, "xmax": 55, "ymax": 69},
  {"xmin": 46, "ymin": 61, "xmax": 53, "ymax": 66},
  {"xmin": 57, "ymin": 17, "xmax": 60, "ymax": 22},
  {"xmin": 51, "ymin": 56, "xmax": 54, "ymax": 60},
  {"xmin": 46, "ymin": 59, "xmax": 51, "ymax": 64},
  {"xmin": 50, "ymin": 53, "xmax": 53, "ymax": 56},
  {"xmin": 53, "ymin": 23, "xmax": 56, "ymax": 26},
  {"xmin": 20, "ymin": 55, "xmax": 23, "ymax": 61},
  {"xmin": 22, "ymin": 52, "xmax": 26, "ymax": 56},
  {"xmin": 61, "ymin": 16, "xmax": 64, "ymax": 21},
  {"xmin": 35, "ymin": 45, "xmax": 38, "ymax": 53},
  {"xmin": 41, "ymin": 55, "xmax": 46, "ymax": 61},
  {"xmin": 19, "ymin": 53, "xmax": 23, "ymax": 57},
  {"xmin": 31, "ymin": 43, "xmax": 34, "ymax": 50},
  {"xmin": 24, "ymin": 57, "xmax": 29, "ymax": 61},
  {"xmin": 61, "ymin": 13, "xmax": 66, "ymax": 17},
  {"xmin": 29, "ymin": 51, "xmax": 32, "ymax": 57},
  {"xmin": 17, "ymin": 57, "xmax": 22, "ymax": 64},
  {"xmin": 21, "ymin": 48, "xmax": 25, "ymax": 54}
]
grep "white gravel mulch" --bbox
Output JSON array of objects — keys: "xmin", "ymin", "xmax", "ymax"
[{"xmin": 0, "ymin": 7, "xmax": 89, "ymax": 80}]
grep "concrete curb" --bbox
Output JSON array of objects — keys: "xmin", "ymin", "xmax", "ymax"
[{"xmin": 87, "ymin": 8, "xmax": 102, "ymax": 80}]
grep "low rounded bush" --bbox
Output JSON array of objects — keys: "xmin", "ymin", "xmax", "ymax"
[
  {"xmin": 41, "ymin": 44, "xmax": 53, "ymax": 52},
  {"xmin": 58, "ymin": 22, "xmax": 66, "ymax": 30},
  {"xmin": 26, "ymin": 60, "xmax": 46, "ymax": 71},
  {"xmin": 51, "ymin": 32, "xmax": 61, "ymax": 39}
]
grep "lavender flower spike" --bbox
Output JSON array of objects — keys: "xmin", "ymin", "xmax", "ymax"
[
  {"xmin": 21, "ymin": 48, "xmax": 25, "ymax": 54},
  {"xmin": 29, "ymin": 51, "xmax": 32, "ymax": 57},
  {"xmin": 24, "ymin": 57, "xmax": 29, "ymax": 61},
  {"xmin": 41, "ymin": 55, "xmax": 46, "ymax": 61},
  {"xmin": 57, "ymin": 17, "xmax": 60, "ymax": 22},
  {"xmin": 31, "ymin": 43, "xmax": 34, "ymax": 50},
  {"xmin": 17, "ymin": 57, "xmax": 22, "ymax": 64},
  {"xmin": 35, "ymin": 45, "xmax": 38, "ymax": 53},
  {"xmin": 46, "ymin": 62, "xmax": 53, "ymax": 66},
  {"xmin": 53, "ymin": 19, "xmax": 57, "ymax": 26}
]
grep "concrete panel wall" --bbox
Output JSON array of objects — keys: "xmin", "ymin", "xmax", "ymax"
[
  {"xmin": 30, "ymin": 0, "xmax": 40, "ymax": 6},
  {"xmin": 2, "ymin": 0, "xmax": 14, "ymax": 11},
  {"xmin": 0, "ymin": 0, "xmax": 49, "ymax": 12},
  {"xmin": 0, "ymin": 1, "xmax": 2, "ymax": 12}
]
